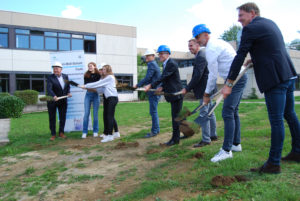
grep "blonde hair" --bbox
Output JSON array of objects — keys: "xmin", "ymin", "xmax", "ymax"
[{"xmin": 103, "ymin": 64, "xmax": 118, "ymax": 84}]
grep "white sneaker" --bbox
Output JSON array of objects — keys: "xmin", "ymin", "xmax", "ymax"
[
  {"xmin": 231, "ymin": 144, "xmax": 242, "ymax": 152},
  {"xmin": 82, "ymin": 133, "xmax": 87, "ymax": 139},
  {"xmin": 211, "ymin": 148, "xmax": 233, "ymax": 163},
  {"xmin": 93, "ymin": 133, "xmax": 98, "ymax": 138},
  {"xmin": 101, "ymin": 135, "xmax": 114, "ymax": 143},
  {"xmin": 113, "ymin": 132, "xmax": 120, "ymax": 139},
  {"xmin": 100, "ymin": 134, "xmax": 105, "ymax": 138}
]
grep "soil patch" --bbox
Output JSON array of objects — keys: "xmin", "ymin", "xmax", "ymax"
[
  {"xmin": 114, "ymin": 142, "xmax": 139, "ymax": 149},
  {"xmin": 193, "ymin": 152, "xmax": 204, "ymax": 159},
  {"xmin": 211, "ymin": 175, "xmax": 249, "ymax": 187},
  {"xmin": 146, "ymin": 148, "xmax": 160, "ymax": 154}
]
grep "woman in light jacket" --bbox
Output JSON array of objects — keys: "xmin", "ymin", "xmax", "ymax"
[
  {"xmin": 82, "ymin": 62, "xmax": 101, "ymax": 139},
  {"xmin": 81, "ymin": 64, "xmax": 119, "ymax": 143}
]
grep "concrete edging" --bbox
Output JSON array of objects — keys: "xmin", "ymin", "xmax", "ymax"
[{"xmin": 0, "ymin": 118, "xmax": 10, "ymax": 146}]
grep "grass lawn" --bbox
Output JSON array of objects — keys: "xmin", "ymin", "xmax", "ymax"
[{"xmin": 0, "ymin": 101, "xmax": 300, "ymax": 200}]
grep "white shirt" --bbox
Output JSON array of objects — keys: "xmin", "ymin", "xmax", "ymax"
[
  {"xmin": 56, "ymin": 74, "xmax": 65, "ymax": 90},
  {"xmin": 85, "ymin": 75, "xmax": 118, "ymax": 98},
  {"xmin": 205, "ymin": 38, "xmax": 236, "ymax": 94},
  {"xmin": 163, "ymin": 57, "xmax": 170, "ymax": 69}
]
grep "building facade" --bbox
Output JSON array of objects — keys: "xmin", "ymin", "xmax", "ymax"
[{"xmin": 0, "ymin": 10, "xmax": 138, "ymax": 101}]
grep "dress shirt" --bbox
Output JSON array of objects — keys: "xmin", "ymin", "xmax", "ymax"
[
  {"xmin": 56, "ymin": 74, "xmax": 65, "ymax": 90},
  {"xmin": 205, "ymin": 38, "xmax": 236, "ymax": 94}
]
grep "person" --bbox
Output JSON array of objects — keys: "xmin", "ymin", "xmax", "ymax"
[
  {"xmin": 180, "ymin": 39, "xmax": 218, "ymax": 148},
  {"xmin": 98, "ymin": 66, "xmax": 120, "ymax": 139},
  {"xmin": 46, "ymin": 61, "xmax": 71, "ymax": 141},
  {"xmin": 223, "ymin": 2, "xmax": 300, "ymax": 173},
  {"xmin": 192, "ymin": 24, "xmax": 248, "ymax": 162},
  {"xmin": 134, "ymin": 49, "xmax": 161, "ymax": 138},
  {"xmin": 82, "ymin": 62, "xmax": 101, "ymax": 139},
  {"xmin": 145, "ymin": 45, "xmax": 183, "ymax": 146},
  {"xmin": 80, "ymin": 64, "xmax": 119, "ymax": 143}
]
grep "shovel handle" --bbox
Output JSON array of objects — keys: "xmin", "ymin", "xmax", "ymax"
[{"xmin": 56, "ymin": 95, "xmax": 69, "ymax": 101}]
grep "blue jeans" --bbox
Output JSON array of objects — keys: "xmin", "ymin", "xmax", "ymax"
[
  {"xmin": 149, "ymin": 95, "xmax": 160, "ymax": 134},
  {"xmin": 222, "ymin": 74, "xmax": 247, "ymax": 151},
  {"xmin": 83, "ymin": 91, "xmax": 100, "ymax": 133},
  {"xmin": 265, "ymin": 79, "xmax": 300, "ymax": 165},
  {"xmin": 198, "ymin": 99, "xmax": 217, "ymax": 143}
]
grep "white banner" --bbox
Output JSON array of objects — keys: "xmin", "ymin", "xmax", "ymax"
[{"xmin": 50, "ymin": 50, "xmax": 91, "ymax": 132}]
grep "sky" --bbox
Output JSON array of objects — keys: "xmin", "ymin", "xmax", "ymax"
[{"xmin": 1, "ymin": 0, "xmax": 300, "ymax": 52}]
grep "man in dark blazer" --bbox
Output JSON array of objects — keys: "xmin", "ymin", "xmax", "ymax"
[
  {"xmin": 145, "ymin": 45, "xmax": 183, "ymax": 146},
  {"xmin": 181, "ymin": 39, "xmax": 218, "ymax": 147},
  {"xmin": 223, "ymin": 2, "xmax": 300, "ymax": 174},
  {"xmin": 135, "ymin": 49, "xmax": 161, "ymax": 138},
  {"xmin": 47, "ymin": 61, "xmax": 71, "ymax": 141}
]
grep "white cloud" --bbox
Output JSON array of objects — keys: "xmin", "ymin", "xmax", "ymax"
[{"xmin": 61, "ymin": 5, "xmax": 82, "ymax": 19}]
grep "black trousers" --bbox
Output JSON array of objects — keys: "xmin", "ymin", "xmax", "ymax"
[
  {"xmin": 47, "ymin": 100, "xmax": 67, "ymax": 136},
  {"xmin": 170, "ymin": 98, "xmax": 183, "ymax": 142},
  {"xmin": 103, "ymin": 96, "xmax": 118, "ymax": 135}
]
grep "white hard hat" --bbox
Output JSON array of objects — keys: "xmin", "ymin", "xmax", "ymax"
[
  {"xmin": 143, "ymin": 49, "xmax": 156, "ymax": 56},
  {"xmin": 52, "ymin": 61, "xmax": 63, "ymax": 68}
]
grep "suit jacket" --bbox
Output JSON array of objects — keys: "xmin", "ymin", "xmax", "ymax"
[
  {"xmin": 47, "ymin": 73, "xmax": 70, "ymax": 100},
  {"xmin": 137, "ymin": 60, "xmax": 161, "ymax": 96},
  {"xmin": 185, "ymin": 50, "xmax": 209, "ymax": 99},
  {"xmin": 227, "ymin": 16, "xmax": 297, "ymax": 93},
  {"xmin": 152, "ymin": 58, "xmax": 183, "ymax": 102}
]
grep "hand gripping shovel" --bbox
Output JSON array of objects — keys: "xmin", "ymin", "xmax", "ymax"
[{"xmin": 194, "ymin": 64, "xmax": 253, "ymax": 125}]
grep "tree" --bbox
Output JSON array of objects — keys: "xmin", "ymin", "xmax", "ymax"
[{"xmin": 220, "ymin": 25, "xmax": 242, "ymax": 42}]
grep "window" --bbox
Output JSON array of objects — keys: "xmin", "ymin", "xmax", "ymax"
[
  {"xmin": 30, "ymin": 35, "xmax": 44, "ymax": 50},
  {"xmin": 45, "ymin": 37, "xmax": 57, "ymax": 50},
  {"xmin": 295, "ymin": 75, "xmax": 300, "ymax": 91},
  {"xmin": 0, "ymin": 27, "xmax": 8, "ymax": 48},
  {"xmin": 84, "ymin": 35, "xmax": 96, "ymax": 53},
  {"xmin": 115, "ymin": 75, "xmax": 133, "ymax": 93},
  {"xmin": 16, "ymin": 74, "xmax": 48, "ymax": 94},
  {"xmin": 0, "ymin": 74, "xmax": 9, "ymax": 92},
  {"xmin": 16, "ymin": 34, "xmax": 29, "ymax": 49},
  {"xmin": 72, "ymin": 38, "xmax": 83, "ymax": 50},
  {"xmin": 59, "ymin": 38, "xmax": 70, "ymax": 51}
]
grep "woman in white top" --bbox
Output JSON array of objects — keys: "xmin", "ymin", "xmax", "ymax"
[{"xmin": 80, "ymin": 65, "xmax": 119, "ymax": 143}]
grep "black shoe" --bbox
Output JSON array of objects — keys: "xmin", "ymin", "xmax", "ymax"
[
  {"xmin": 193, "ymin": 141, "xmax": 210, "ymax": 148},
  {"xmin": 250, "ymin": 162, "xmax": 281, "ymax": 174},
  {"xmin": 210, "ymin": 136, "xmax": 218, "ymax": 141},
  {"xmin": 165, "ymin": 140, "xmax": 179, "ymax": 146},
  {"xmin": 144, "ymin": 132, "xmax": 158, "ymax": 138},
  {"xmin": 282, "ymin": 152, "xmax": 300, "ymax": 162},
  {"xmin": 180, "ymin": 135, "xmax": 189, "ymax": 140}
]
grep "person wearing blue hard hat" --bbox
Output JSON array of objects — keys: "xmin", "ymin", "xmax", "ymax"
[
  {"xmin": 193, "ymin": 23, "xmax": 248, "ymax": 163},
  {"xmin": 145, "ymin": 45, "xmax": 183, "ymax": 146},
  {"xmin": 224, "ymin": 2, "xmax": 300, "ymax": 174}
]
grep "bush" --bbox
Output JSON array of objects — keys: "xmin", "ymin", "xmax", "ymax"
[
  {"xmin": 0, "ymin": 92, "xmax": 10, "ymax": 97},
  {"xmin": 14, "ymin": 90, "xmax": 39, "ymax": 105},
  {"xmin": 247, "ymin": 88, "xmax": 258, "ymax": 99},
  {"xmin": 138, "ymin": 91, "xmax": 148, "ymax": 101},
  {"xmin": 0, "ymin": 95, "xmax": 25, "ymax": 118}
]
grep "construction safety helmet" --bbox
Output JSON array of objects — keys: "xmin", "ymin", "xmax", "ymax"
[
  {"xmin": 52, "ymin": 61, "xmax": 63, "ymax": 68},
  {"xmin": 192, "ymin": 24, "xmax": 211, "ymax": 38},
  {"xmin": 157, "ymin": 45, "xmax": 171, "ymax": 54},
  {"xmin": 143, "ymin": 49, "xmax": 156, "ymax": 56}
]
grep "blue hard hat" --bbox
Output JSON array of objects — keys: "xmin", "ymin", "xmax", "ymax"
[
  {"xmin": 157, "ymin": 45, "xmax": 171, "ymax": 54},
  {"xmin": 192, "ymin": 24, "xmax": 211, "ymax": 38}
]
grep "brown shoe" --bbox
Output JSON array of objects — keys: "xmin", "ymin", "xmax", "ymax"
[
  {"xmin": 50, "ymin": 136, "xmax": 56, "ymax": 141},
  {"xmin": 282, "ymin": 152, "xmax": 300, "ymax": 162},
  {"xmin": 59, "ymin": 132, "xmax": 67, "ymax": 139},
  {"xmin": 193, "ymin": 141, "xmax": 210, "ymax": 148},
  {"xmin": 250, "ymin": 162, "xmax": 281, "ymax": 174}
]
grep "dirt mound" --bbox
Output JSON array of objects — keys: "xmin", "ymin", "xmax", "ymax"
[
  {"xmin": 211, "ymin": 175, "xmax": 249, "ymax": 187},
  {"xmin": 146, "ymin": 149, "xmax": 160, "ymax": 154},
  {"xmin": 193, "ymin": 152, "xmax": 204, "ymax": 159},
  {"xmin": 115, "ymin": 142, "xmax": 139, "ymax": 149}
]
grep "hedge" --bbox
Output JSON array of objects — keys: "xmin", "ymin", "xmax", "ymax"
[
  {"xmin": 14, "ymin": 90, "xmax": 39, "ymax": 105},
  {"xmin": 0, "ymin": 95, "xmax": 25, "ymax": 118},
  {"xmin": 0, "ymin": 92, "xmax": 10, "ymax": 97}
]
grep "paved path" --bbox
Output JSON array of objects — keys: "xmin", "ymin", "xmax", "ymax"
[
  {"xmin": 0, "ymin": 119, "xmax": 10, "ymax": 146},
  {"xmin": 241, "ymin": 101, "xmax": 300, "ymax": 104}
]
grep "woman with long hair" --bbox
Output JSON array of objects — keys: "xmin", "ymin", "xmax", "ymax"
[
  {"xmin": 80, "ymin": 64, "xmax": 119, "ymax": 143},
  {"xmin": 82, "ymin": 62, "xmax": 101, "ymax": 139}
]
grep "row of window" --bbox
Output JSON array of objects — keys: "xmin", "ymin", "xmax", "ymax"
[
  {"xmin": 0, "ymin": 73, "xmax": 133, "ymax": 94},
  {"xmin": 0, "ymin": 27, "xmax": 96, "ymax": 53}
]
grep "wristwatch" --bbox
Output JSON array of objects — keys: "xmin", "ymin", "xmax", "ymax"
[{"xmin": 225, "ymin": 81, "xmax": 233, "ymax": 88}]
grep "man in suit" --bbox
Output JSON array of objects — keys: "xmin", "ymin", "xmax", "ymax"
[
  {"xmin": 135, "ymin": 49, "xmax": 161, "ymax": 138},
  {"xmin": 223, "ymin": 2, "xmax": 300, "ymax": 173},
  {"xmin": 180, "ymin": 39, "xmax": 218, "ymax": 147},
  {"xmin": 47, "ymin": 61, "xmax": 72, "ymax": 141},
  {"xmin": 145, "ymin": 45, "xmax": 183, "ymax": 146}
]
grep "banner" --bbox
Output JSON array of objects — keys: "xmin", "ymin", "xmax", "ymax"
[{"xmin": 50, "ymin": 50, "xmax": 91, "ymax": 132}]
